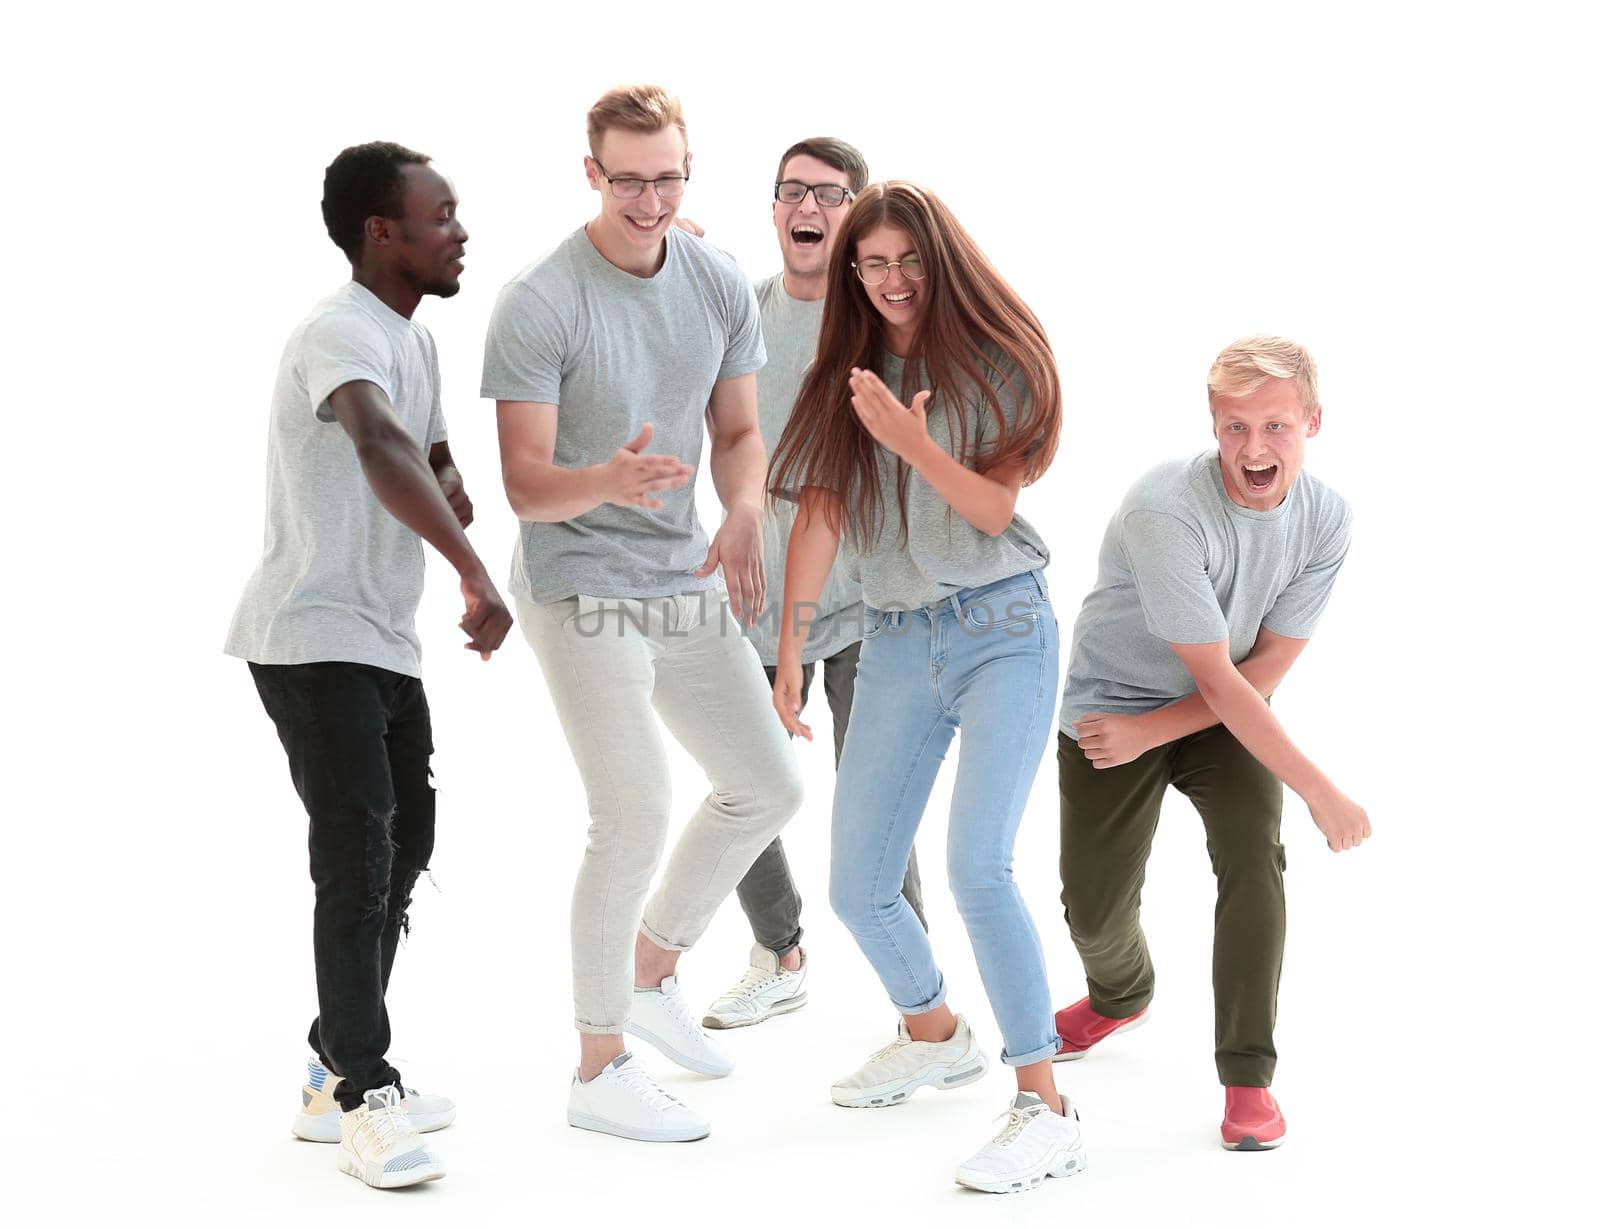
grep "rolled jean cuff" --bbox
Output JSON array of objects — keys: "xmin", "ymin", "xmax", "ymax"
[
  {"xmin": 1001, "ymin": 1033, "xmax": 1063, "ymax": 1068},
  {"xmin": 890, "ymin": 975, "xmax": 948, "ymax": 1018},
  {"xmin": 638, "ymin": 917, "xmax": 693, "ymax": 953},
  {"xmin": 575, "ymin": 1018, "xmax": 625, "ymax": 1036}
]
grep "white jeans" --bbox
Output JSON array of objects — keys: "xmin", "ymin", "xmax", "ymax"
[{"xmin": 518, "ymin": 591, "xmax": 805, "ymax": 1033}]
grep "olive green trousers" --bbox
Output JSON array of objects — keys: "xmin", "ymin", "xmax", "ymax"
[{"xmin": 1058, "ymin": 725, "xmax": 1285, "ymax": 1086}]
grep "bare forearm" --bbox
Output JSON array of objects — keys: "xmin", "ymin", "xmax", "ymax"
[
  {"xmin": 907, "ymin": 439, "xmax": 1016, "ymax": 535},
  {"xmin": 777, "ymin": 500, "xmax": 841, "ymax": 666},
  {"xmin": 710, "ymin": 426, "xmax": 767, "ymax": 517},
  {"xmin": 504, "ymin": 458, "xmax": 611, "ymax": 523},
  {"xmin": 1141, "ymin": 652, "xmax": 1293, "ymax": 746},
  {"xmin": 1195, "ymin": 671, "xmax": 1336, "ymax": 804},
  {"xmin": 356, "ymin": 435, "xmax": 483, "ymax": 577}
]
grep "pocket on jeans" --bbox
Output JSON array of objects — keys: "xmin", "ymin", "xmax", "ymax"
[
  {"xmin": 860, "ymin": 607, "xmax": 891, "ymax": 640},
  {"xmin": 961, "ymin": 593, "xmax": 1037, "ymax": 635}
]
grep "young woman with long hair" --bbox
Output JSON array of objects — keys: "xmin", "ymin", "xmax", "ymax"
[{"xmin": 767, "ymin": 181, "xmax": 1083, "ymax": 1194}]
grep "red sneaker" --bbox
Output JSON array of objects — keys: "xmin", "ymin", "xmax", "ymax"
[
  {"xmin": 1221, "ymin": 1087, "xmax": 1286, "ymax": 1151},
  {"xmin": 1051, "ymin": 996, "xmax": 1149, "ymax": 1062}
]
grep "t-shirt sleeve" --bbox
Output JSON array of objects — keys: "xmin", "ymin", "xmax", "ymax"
[
  {"xmin": 480, "ymin": 283, "xmax": 567, "ymax": 404},
  {"xmin": 303, "ymin": 311, "xmax": 394, "ymax": 424},
  {"xmin": 1120, "ymin": 509, "xmax": 1230, "ymax": 644},
  {"xmin": 423, "ymin": 328, "xmax": 447, "ymax": 445},
  {"xmin": 717, "ymin": 271, "xmax": 767, "ymax": 382},
  {"xmin": 1262, "ymin": 499, "xmax": 1353, "ymax": 638}
]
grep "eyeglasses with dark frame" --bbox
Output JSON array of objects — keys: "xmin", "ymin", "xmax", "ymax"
[
  {"xmin": 852, "ymin": 256, "xmax": 926, "ymax": 286},
  {"xmin": 774, "ymin": 180, "xmax": 855, "ymax": 208},
  {"xmin": 593, "ymin": 158, "xmax": 689, "ymax": 200}
]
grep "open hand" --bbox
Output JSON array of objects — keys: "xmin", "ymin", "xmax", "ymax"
[
  {"xmin": 848, "ymin": 367, "xmax": 932, "ymax": 462},
  {"xmin": 603, "ymin": 423, "xmax": 694, "ymax": 509}
]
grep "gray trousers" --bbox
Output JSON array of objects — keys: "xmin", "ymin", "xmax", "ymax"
[
  {"xmin": 740, "ymin": 640, "xmax": 927, "ymax": 957},
  {"xmin": 518, "ymin": 592, "xmax": 804, "ymax": 1033}
]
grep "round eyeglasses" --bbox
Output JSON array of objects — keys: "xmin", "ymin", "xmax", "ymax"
[
  {"xmin": 594, "ymin": 158, "xmax": 688, "ymax": 201},
  {"xmin": 775, "ymin": 180, "xmax": 854, "ymax": 208},
  {"xmin": 852, "ymin": 256, "xmax": 926, "ymax": 286}
]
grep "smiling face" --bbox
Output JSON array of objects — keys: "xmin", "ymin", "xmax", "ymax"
[
  {"xmin": 854, "ymin": 223, "xmax": 927, "ymax": 353},
  {"xmin": 586, "ymin": 126, "xmax": 690, "ymax": 259},
  {"xmin": 773, "ymin": 153, "xmax": 854, "ymax": 283},
  {"xmin": 1210, "ymin": 376, "xmax": 1322, "ymax": 509},
  {"xmin": 390, "ymin": 163, "xmax": 468, "ymax": 298}
]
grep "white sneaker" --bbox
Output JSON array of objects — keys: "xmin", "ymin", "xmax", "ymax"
[
  {"xmin": 831, "ymin": 1015, "xmax": 989, "ymax": 1108},
  {"xmin": 625, "ymin": 975, "xmax": 735, "ymax": 1076},
  {"xmin": 955, "ymin": 1093, "xmax": 1087, "ymax": 1194},
  {"xmin": 292, "ymin": 1057, "xmax": 456, "ymax": 1143},
  {"xmin": 566, "ymin": 1052, "xmax": 711, "ymax": 1142},
  {"xmin": 337, "ymin": 1086, "xmax": 446, "ymax": 1189},
  {"xmin": 702, "ymin": 945, "xmax": 808, "ymax": 1029}
]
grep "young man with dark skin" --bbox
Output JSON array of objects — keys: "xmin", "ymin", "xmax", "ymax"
[
  {"xmin": 226, "ymin": 141, "xmax": 511, "ymax": 1189},
  {"xmin": 484, "ymin": 86, "xmax": 802, "ymax": 1144},
  {"xmin": 1052, "ymin": 336, "xmax": 1369, "ymax": 1152},
  {"xmin": 702, "ymin": 138, "xmax": 930, "ymax": 1031}
]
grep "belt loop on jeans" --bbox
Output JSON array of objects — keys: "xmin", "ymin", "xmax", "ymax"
[{"xmin": 948, "ymin": 589, "xmax": 965, "ymax": 623}]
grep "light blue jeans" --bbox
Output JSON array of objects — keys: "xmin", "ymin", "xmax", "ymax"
[{"xmin": 829, "ymin": 569, "xmax": 1063, "ymax": 1067}]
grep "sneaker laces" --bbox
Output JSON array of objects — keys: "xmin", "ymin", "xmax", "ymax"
[
  {"xmin": 358, "ymin": 1095, "xmax": 413, "ymax": 1150},
  {"xmin": 659, "ymin": 983, "xmax": 703, "ymax": 1034},
  {"xmin": 987, "ymin": 1102, "xmax": 1040, "ymax": 1149},
  {"xmin": 613, "ymin": 1062, "xmax": 682, "ymax": 1113},
  {"xmin": 716, "ymin": 965, "xmax": 785, "ymax": 1012},
  {"xmin": 867, "ymin": 1034, "xmax": 916, "ymax": 1065}
]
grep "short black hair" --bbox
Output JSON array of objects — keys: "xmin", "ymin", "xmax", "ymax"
[
  {"xmin": 321, "ymin": 141, "xmax": 432, "ymax": 262},
  {"xmin": 775, "ymin": 137, "xmax": 868, "ymax": 195}
]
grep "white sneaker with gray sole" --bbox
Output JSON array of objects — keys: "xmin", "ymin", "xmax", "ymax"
[
  {"xmin": 955, "ymin": 1092, "xmax": 1087, "ymax": 1194},
  {"xmin": 831, "ymin": 1015, "xmax": 989, "ymax": 1108},
  {"xmin": 702, "ymin": 944, "xmax": 808, "ymax": 1030}
]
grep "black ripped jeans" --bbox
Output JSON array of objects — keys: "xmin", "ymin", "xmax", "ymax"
[{"xmin": 249, "ymin": 661, "xmax": 436, "ymax": 1112}]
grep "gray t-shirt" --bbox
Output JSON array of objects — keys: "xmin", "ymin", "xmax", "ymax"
[
  {"xmin": 745, "ymin": 273, "xmax": 865, "ymax": 666},
  {"xmin": 225, "ymin": 282, "xmax": 447, "ymax": 678},
  {"xmin": 1059, "ymin": 451, "xmax": 1353, "ymax": 735},
  {"xmin": 849, "ymin": 350, "xmax": 1049, "ymax": 611},
  {"xmin": 480, "ymin": 226, "xmax": 766, "ymax": 604}
]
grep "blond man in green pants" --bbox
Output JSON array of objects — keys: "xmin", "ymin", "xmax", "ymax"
[{"xmin": 1052, "ymin": 336, "xmax": 1370, "ymax": 1152}]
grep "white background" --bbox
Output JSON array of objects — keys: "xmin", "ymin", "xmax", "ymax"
[{"xmin": 4, "ymin": 2, "xmax": 1595, "ymax": 1225}]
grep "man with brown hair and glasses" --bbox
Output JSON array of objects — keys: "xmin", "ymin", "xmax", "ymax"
[
  {"xmin": 702, "ymin": 138, "xmax": 932, "ymax": 1032},
  {"xmin": 481, "ymin": 84, "xmax": 803, "ymax": 1143}
]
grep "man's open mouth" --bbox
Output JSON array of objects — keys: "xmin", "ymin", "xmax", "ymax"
[
  {"xmin": 791, "ymin": 225, "xmax": 823, "ymax": 246},
  {"xmin": 1244, "ymin": 462, "xmax": 1278, "ymax": 491}
]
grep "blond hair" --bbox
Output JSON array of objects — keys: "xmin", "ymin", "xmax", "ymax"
[
  {"xmin": 1207, "ymin": 335, "xmax": 1319, "ymax": 411},
  {"xmin": 586, "ymin": 84, "xmax": 687, "ymax": 157}
]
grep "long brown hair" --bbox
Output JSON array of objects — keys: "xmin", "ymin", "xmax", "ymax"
[{"xmin": 768, "ymin": 180, "xmax": 1060, "ymax": 549}]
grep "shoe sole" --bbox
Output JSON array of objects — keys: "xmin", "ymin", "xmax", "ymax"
[
  {"xmin": 1223, "ymin": 1133, "xmax": 1285, "ymax": 1151},
  {"xmin": 293, "ymin": 1107, "xmax": 455, "ymax": 1143},
  {"xmin": 567, "ymin": 1110, "xmax": 710, "ymax": 1143},
  {"xmin": 831, "ymin": 1048, "xmax": 989, "ymax": 1108},
  {"xmin": 1051, "ymin": 1010, "xmax": 1149, "ymax": 1063},
  {"xmin": 337, "ymin": 1149, "xmax": 446, "ymax": 1189},
  {"xmin": 701, "ymin": 991, "xmax": 809, "ymax": 1030},
  {"xmin": 955, "ymin": 1143, "xmax": 1088, "ymax": 1194},
  {"xmin": 624, "ymin": 1021, "xmax": 735, "ymax": 1077}
]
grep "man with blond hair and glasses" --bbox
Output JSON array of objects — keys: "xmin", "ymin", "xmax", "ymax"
[
  {"xmin": 1052, "ymin": 336, "xmax": 1370, "ymax": 1152},
  {"xmin": 482, "ymin": 84, "xmax": 802, "ymax": 1143},
  {"xmin": 703, "ymin": 137, "xmax": 932, "ymax": 1032}
]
